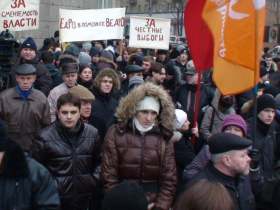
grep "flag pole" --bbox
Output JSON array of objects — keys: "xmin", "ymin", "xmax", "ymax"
[
  {"xmin": 191, "ymin": 70, "xmax": 202, "ymax": 144},
  {"xmin": 252, "ymin": 3, "xmax": 262, "ymax": 143}
]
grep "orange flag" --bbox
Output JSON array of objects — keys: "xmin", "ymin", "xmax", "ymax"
[{"xmin": 202, "ymin": 0, "xmax": 266, "ymax": 95}]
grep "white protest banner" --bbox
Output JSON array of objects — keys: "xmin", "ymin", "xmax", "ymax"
[
  {"xmin": 0, "ymin": 0, "xmax": 40, "ymax": 31},
  {"xmin": 59, "ymin": 8, "xmax": 125, "ymax": 43},
  {"xmin": 129, "ymin": 16, "xmax": 170, "ymax": 50}
]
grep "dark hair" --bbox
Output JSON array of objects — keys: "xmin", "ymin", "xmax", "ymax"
[
  {"xmin": 54, "ymin": 30, "xmax": 59, "ymax": 38},
  {"xmin": 128, "ymin": 53, "xmax": 143, "ymax": 66},
  {"xmin": 143, "ymin": 56, "xmax": 154, "ymax": 63},
  {"xmin": 57, "ymin": 93, "xmax": 81, "ymax": 110},
  {"xmin": 41, "ymin": 51, "xmax": 54, "ymax": 64},
  {"xmin": 79, "ymin": 64, "xmax": 93, "ymax": 74},
  {"xmin": 150, "ymin": 62, "xmax": 164, "ymax": 74},
  {"xmin": 175, "ymin": 179, "xmax": 235, "ymax": 210}
]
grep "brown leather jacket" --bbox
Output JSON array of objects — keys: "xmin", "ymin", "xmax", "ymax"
[
  {"xmin": 0, "ymin": 87, "xmax": 50, "ymax": 151},
  {"xmin": 101, "ymin": 82, "xmax": 177, "ymax": 210}
]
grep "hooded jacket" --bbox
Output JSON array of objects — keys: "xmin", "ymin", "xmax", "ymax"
[
  {"xmin": 101, "ymin": 82, "xmax": 177, "ymax": 210},
  {"xmin": 200, "ymin": 89, "xmax": 236, "ymax": 140}
]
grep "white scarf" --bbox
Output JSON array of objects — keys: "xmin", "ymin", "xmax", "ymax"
[{"xmin": 133, "ymin": 117, "xmax": 154, "ymax": 134}]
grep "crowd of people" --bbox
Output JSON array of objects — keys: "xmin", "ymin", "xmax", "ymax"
[{"xmin": 0, "ymin": 32, "xmax": 280, "ymax": 210}]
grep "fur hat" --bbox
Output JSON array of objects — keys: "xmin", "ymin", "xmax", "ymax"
[
  {"xmin": 69, "ymin": 85, "xmax": 95, "ymax": 101},
  {"xmin": 136, "ymin": 96, "xmax": 160, "ymax": 114},
  {"xmin": 59, "ymin": 54, "xmax": 79, "ymax": 74},
  {"xmin": 21, "ymin": 37, "xmax": 37, "ymax": 51}
]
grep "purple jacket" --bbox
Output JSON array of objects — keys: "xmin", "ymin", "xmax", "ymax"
[{"xmin": 183, "ymin": 145, "xmax": 211, "ymax": 182}]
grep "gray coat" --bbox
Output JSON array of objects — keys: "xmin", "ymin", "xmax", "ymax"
[{"xmin": 200, "ymin": 90, "xmax": 235, "ymax": 140}]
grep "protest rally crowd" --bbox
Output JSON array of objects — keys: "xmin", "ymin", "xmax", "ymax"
[{"xmin": 0, "ymin": 30, "xmax": 280, "ymax": 210}]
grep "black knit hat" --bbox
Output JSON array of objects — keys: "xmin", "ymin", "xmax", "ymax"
[
  {"xmin": 208, "ymin": 133, "xmax": 252, "ymax": 154},
  {"xmin": 21, "ymin": 37, "xmax": 37, "ymax": 51},
  {"xmin": 0, "ymin": 120, "xmax": 8, "ymax": 151},
  {"xmin": 102, "ymin": 181, "xmax": 148, "ymax": 210},
  {"xmin": 257, "ymin": 94, "xmax": 276, "ymax": 113}
]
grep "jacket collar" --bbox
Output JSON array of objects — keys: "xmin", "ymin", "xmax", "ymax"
[
  {"xmin": 206, "ymin": 162, "xmax": 243, "ymax": 190},
  {"xmin": 11, "ymin": 87, "xmax": 36, "ymax": 101},
  {"xmin": 116, "ymin": 120, "xmax": 172, "ymax": 141}
]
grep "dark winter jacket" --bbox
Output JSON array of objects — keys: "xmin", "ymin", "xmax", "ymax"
[
  {"xmin": 188, "ymin": 162, "xmax": 255, "ymax": 210},
  {"xmin": 172, "ymin": 132, "xmax": 195, "ymax": 196},
  {"xmin": 166, "ymin": 59, "xmax": 187, "ymax": 86},
  {"xmin": 183, "ymin": 145, "xmax": 211, "ymax": 183},
  {"xmin": 101, "ymin": 82, "xmax": 177, "ymax": 210},
  {"xmin": 176, "ymin": 83, "xmax": 213, "ymax": 124},
  {"xmin": 247, "ymin": 118, "xmax": 280, "ymax": 209},
  {"xmin": 32, "ymin": 121, "xmax": 100, "ymax": 210},
  {"xmin": 200, "ymin": 90, "xmax": 235, "ymax": 140},
  {"xmin": 89, "ymin": 87, "xmax": 119, "ymax": 141},
  {"xmin": 44, "ymin": 63, "xmax": 63, "ymax": 88},
  {"xmin": 0, "ymin": 87, "xmax": 50, "ymax": 152},
  {"xmin": 0, "ymin": 140, "xmax": 60, "ymax": 210},
  {"xmin": 77, "ymin": 77, "xmax": 93, "ymax": 90}
]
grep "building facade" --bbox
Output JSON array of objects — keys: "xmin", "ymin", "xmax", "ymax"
[
  {"xmin": 14, "ymin": 0, "xmax": 120, "ymax": 46},
  {"xmin": 11, "ymin": 0, "xmax": 280, "ymax": 46}
]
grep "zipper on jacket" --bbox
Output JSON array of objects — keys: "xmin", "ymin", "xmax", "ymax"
[
  {"xmin": 72, "ymin": 143, "xmax": 78, "ymax": 209},
  {"xmin": 13, "ymin": 181, "xmax": 19, "ymax": 210},
  {"xmin": 139, "ymin": 135, "xmax": 145, "ymax": 184}
]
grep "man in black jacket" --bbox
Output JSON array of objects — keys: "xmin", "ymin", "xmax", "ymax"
[
  {"xmin": 0, "ymin": 120, "xmax": 60, "ymax": 210},
  {"xmin": 188, "ymin": 133, "xmax": 255, "ymax": 210},
  {"xmin": 33, "ymin": 93, "xmax": 101, "ymax": 210},
  {"xmin": 247, "ymin": 94, "xmax": 280, "ymax": 210}
]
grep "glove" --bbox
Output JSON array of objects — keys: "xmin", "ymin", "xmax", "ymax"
[{"xmin": 249, "ymin": 148, "xmax": 260, "ymax": 169}]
